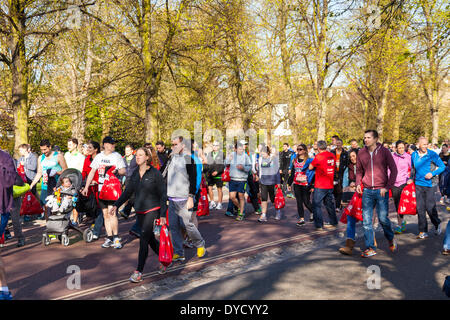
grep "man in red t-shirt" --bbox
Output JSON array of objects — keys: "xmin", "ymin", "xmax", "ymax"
[{"xmin": 308, "ymin": 140, "xmax": 338, "ymax": 230}]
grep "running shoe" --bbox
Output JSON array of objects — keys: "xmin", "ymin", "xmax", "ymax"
[
  {"xmin": 158, "ymin": 264, "xmax": 168, "ymax": 274},
  {"xmin": 309, "ymin": 216, "xmax": 314, "ymax": 222},
  {"xmin": 17, "ymin": 238, "xmax": 25, "ymax": 247},
  {"xmin": 0, "ymin": 291, "xmax": 13, "ymax": 300},
  {"xmin": 225, "ymin": 211, "xmax": 235, "ymax": 217},
  {"xmin": 394, "ymin": 221, "xmax": 406, "ymax": 234},
  {"xmin": 416, "ymin": 232, "xmax": 429, "ymax": 239},
  {"xmin": 209, "ymin": 201, "xmax": 216, "ymax": 210},
  {"xmin": 296, "ymin": 218, "xmax": 305, "ymax": 226},
  {"xmin": 92, "ymin": 234, "xmax": 99, "ymax": 241},
  {"xmin": 215, "ymin": 203, "xmax": 223, "ymax": 210},
  {"xmin": 236, "ymin": 213, "xmax": 245, "ymax": 221},
  {"xmin": 101, "ymin": 238, "xmax": 113, "ymax": 248},
  {"xmin": 361, "ymin": 248, "xmax": 377, "ymax": 258},
  {"xmin": 258, "ymin": 213, "xmax": 267, "ymax": 222},
  {"xmin": 389, "ymin": 239, "xmax": 398, "ymax": 253},
  {"xmin": 113, "ymin": 238, "xmax": 122, "ymax": 249},
  {"xmin": 197, "ymin": 246, "xmax": 206, "ymax": 258},
  {"xmin": 255, "ymin": 207, "xmax": 262, "ymax": 215},
  {"xmin": 172, "ymin": 254, "xmax": 186, "ymax": 262},
  {"xmin": 129, "ymin": 271, "xmax": 143, "ymax": 283},
  {"xmin": 442, "ymin": 249, "xmax": 450, "ymax": 255}
]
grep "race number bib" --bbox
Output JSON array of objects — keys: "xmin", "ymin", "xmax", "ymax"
[
  {"xmin": 98, "ymin": 165, "xmax": 106, "ymax": 177},
  {"xmin": 43, "ymin": 172, "xmax": 49, "ymax": 185},
  {"xmin": 296, "ymin": 174, "xmax": 307, "ymax": 183}
]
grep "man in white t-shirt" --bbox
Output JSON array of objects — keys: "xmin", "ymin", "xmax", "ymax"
[
  {"xmin": 82, "ymin": 136, "xmax": 126, "ymax": 249},
  {"xmin": 64, "ymin": 138, "xmax": 85, "ymax": 173}
]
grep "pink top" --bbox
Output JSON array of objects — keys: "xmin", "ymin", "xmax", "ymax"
[{"xmin": 391, "ymin": 152, "xmax": 411, "ymax": 187}]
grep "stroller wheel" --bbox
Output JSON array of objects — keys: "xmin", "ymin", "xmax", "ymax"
[
  {"xmin": 61, "ymin": 234, "xmax": 70, "ymax": 246},
  {"xmin": 42, "ymin": 234, "xmax": 50, "ymax": 246},
  {"xmin": 83, "ymin": 229, "xmax": 94, "ymax": 243}
]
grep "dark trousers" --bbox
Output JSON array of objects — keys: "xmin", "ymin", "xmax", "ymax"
[
  {"xmin": 415, "ymin": 185, "xmax": 441, "ymax": 233},
  {"xmin": 333, "ymin": 182, "xmax": 343, "ymax": 209},
  {"xmin": 280, "ymin": 170, "xmax": 290, "ymax": 195},
  {"xmin": 293, "ymin": 184, "xmax": 313, "ymax": 219},
  {"xmin": 247, "ymin": 175, "xmax": 260, "ymax": 211},
  {"xmin": 391, "ymin": 184, "xmax": 406, "ymax": 218},
  {"xmin": 136, "ymin": 211, "xmax": 160, "ymax": 273},
  {"xmin": 312, "ymin": 188, "xmax": 337, "ymax": 228}
]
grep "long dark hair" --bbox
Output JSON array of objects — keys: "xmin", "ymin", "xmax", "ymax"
[{"xmin": 297, "ymin": 144, "xmax": 308, "ymax": 160}]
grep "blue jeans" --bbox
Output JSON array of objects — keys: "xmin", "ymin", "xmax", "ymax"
[
  {"xmin": 92, "ymin": 209, "xmax": 104, "ymax": 237},
  {"xmin": 312, "ymin": 188, "xmax": 337, "ymax": 228},
  {"xmin": 130, "ymin": 219, "xmax": 141, "ymax": 235},
  {"xmin": 0, "ymin": 213, "xmax": 10, "ymax": 238},
  {"xmin": 346, "ymin": 215, "xmax": 356, "ymax": 240},
  {"xmin": 443, "ymin": 220, "xmax": 450, "ymax": 251},
  {"xmin": 362, "ymin": 189, "xmax": 394, "ymax": 250}
]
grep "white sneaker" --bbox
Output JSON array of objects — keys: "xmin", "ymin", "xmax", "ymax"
[
  {"xmin": 215, "ymin": 203, "xmax": 223, "ymax": 210},
  {"xmin": 113, "ymin": 238, "xmax": 123, "ymax": 249},
  {"xmin": 209, "ymin": 201, "xmax": 216, "ymax": 210},
  {"xmin": 101, "ymin": 238, "xmax": 113, "ymax": 248},
  {"xmin": 258, "ymin": 213, "xmax": 267, "ymax": 222}
]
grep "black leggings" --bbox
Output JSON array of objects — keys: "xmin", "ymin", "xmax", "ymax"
[
  {"xmin": 136, "ymin": 211, "xmax": 160, "ymax": 273},
  {"xmin": 391, "ymin": 184, "xmax": 406, "ymax": 218},
  {"xmin": 293, "ymin": 184, "xmax": 313, "ymax": 219},
  {"xmin": 260, "ymin": 184, "xmax": 276, "ymax": 203},
  {"xmin": 333, "ymin": 182, "xmax": 343, "ymax": 209}
]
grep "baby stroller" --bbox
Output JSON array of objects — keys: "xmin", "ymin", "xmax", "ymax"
[{"xmin": 42, "ymin": 169, "xmax": 94, "ymax": 246}]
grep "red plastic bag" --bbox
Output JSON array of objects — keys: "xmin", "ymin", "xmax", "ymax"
[
  {"xmin": 159, "ymin": 224, "xmax": 173, "ymax": 267},
  {"xmin": 20, "ymin": 192, "xmax": 43, "ymax": 216},
  {"xmin": 274, "ymin": 186, "xmax": 285, "ymax": 209},
  {"xmin": 398, "ymin": 183, "xmax": 417, "ymax": 215},
  {"xmin": 0, "ymin": 233, "xmax": 4, "ymax": 245},
  {"xmin": 17, "ymin": 163, "xmax": 27, "ymax": 183},
  {"xmin": 98, "ymin": 168, "xmax": 122, "ymax": 201},
  {"xmin": 339, "ymin": 210, "xmax": 348, "ymax": 224},
  {"xmin": 197, "ymin": 181, "xmax": 210, "ymax": 217},
  {"xmin": 221, "ymin": 166, "xmax": 230, "ymax": 182},
  {"xmin": 344, "ymin": 191, "xmax": 363, "ymax": 221}
]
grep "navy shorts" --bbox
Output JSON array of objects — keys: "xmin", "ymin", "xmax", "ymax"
[{"xmin": 229, "ymin": 180, "xmax": 246, "ymax": 194}]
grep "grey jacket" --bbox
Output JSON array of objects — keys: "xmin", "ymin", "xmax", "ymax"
[
  {"xmin": 18, "ymin": 152, "xmax": 38, "ymax": 181},
  {"xmin": 167, "ymin": 153, "xmax": 198, "ymax": 199},
  {"xmin": 258, "ymin": 156, "xmax": 281, "ymax": 186},
  {"xmin": 226, "ymin": 152, "xmax": 252, "ymax": 182}
]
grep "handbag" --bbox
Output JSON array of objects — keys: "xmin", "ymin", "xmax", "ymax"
[
  {"xmin": 221, "ymin": 166, "xmax": 231, "ymax": 182},
  {"xmin": 159, "ymin": 224, "xmax": 173, "ymax": 267},
  {"xmin": 274, "ymin": 186, "xmax": 285, "ymax": 209},
  {"xmin": 20, "ymin": 192, "xmax": 43, "ymax": 216},
  {"xmin": 98, "ymin": 167, "xmax": 122, "ymax": 201},
  {"xmin": 398, "ymin": 183, "xmax": 417, "ymax": 215}
]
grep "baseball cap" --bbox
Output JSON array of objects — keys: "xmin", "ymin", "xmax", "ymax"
[
  {"xmin": 102, "ymin": 136, "xmax": 116, "ymax": 145},
  {"xmin": 239, "ymin": 140, "xmax": 248, "ymax": 145}
]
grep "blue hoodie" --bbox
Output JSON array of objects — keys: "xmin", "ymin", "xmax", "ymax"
[{"xmin": 411, "ymin": 149, "xmax": 445, "ymax": 188}]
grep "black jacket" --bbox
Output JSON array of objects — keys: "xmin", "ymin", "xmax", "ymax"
[
  {"xmin": 331, "ymin": 149, "xmax": 349, "ymax": 183},
  {"xmin": 114, "ymin": 166, "xmax": 167, "ymax": 217},
  {"xmin": 279, "ymin": 150, "xmax": 294, "ymax": 172}
]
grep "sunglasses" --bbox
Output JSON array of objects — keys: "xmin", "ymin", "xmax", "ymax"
[{"xmin": 297, "ymin": 148, "xmax": 304, "ymax": 151}]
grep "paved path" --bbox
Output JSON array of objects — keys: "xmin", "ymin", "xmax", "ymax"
[{"xmin": 2, "ymin": 188, "xmax": 449, "ymax": 300}]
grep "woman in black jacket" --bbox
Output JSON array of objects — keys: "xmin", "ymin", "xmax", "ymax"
[{"xmin": 110, "ymin": 147, "xmax": 168, "ymax": 282}]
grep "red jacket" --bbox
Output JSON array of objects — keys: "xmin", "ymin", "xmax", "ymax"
[{"xmin": 356, "ymin": 143, "xmax": 397, "ymax": 190}]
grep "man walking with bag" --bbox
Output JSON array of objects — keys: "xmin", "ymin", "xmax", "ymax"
[{"xmin": 356, "ymin": 130, "xmax": 398, "ymax": 258}]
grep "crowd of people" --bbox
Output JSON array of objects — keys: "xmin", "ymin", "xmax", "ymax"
[{"xmin": 0, "ymin": 130, "xmax": 449, "ymax": 299}]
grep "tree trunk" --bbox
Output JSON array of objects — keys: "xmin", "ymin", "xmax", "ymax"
[
  {"xmin": 10, "ymin": 1, "xmax": 29, "ymax": 151},
  {"xmin": 376, "ymin": 74, "xmax": 390, "ymax": 142}
]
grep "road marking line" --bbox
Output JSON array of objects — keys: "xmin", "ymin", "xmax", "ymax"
[{"xmin": 54, "ymin": 228, "xmax": 337, "ymax": 300}]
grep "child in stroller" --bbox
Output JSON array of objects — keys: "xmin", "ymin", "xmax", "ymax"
[
  {"xmin": 45, "ymin": 176, "xmax": 77, "ymax": 215},
  {"xmin": 42, "ymin": 169, "xmax": 94, "ymax": 246}
]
